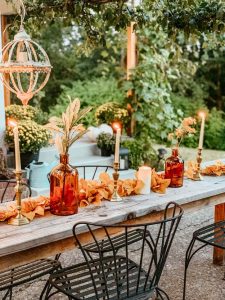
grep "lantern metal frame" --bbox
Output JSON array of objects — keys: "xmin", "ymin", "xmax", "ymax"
[{"xmin": 0, "ymin": 0, "xmax": 52, "ymax": 105}]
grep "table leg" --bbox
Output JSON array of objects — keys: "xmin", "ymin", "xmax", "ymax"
[{"xmin": 213, "ymin": 203, "xmax": 225, "ymax": 265}]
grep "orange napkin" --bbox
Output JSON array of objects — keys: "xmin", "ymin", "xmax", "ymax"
[
  {"xmin": 184, "ymin": 161, "xmax": 198, "ymax": 179},
  {"xmin": 151, "ymin": 170, "xmax": 170, "ymax": 194},
  {"xmin": 201, "ymin": 161, "xmax": 225, "ymax": 176},
  {"xmin": 7, "ymin": 195, "xmax": 50, "ymax": 221},
  {"xmin": 0, "ymin": 206, "xmax": 17, "ymax": 221},
  {"xmin": 185, "ymin": 160, "xmax": 225, "ymax": 178},
  {"xmin": 79, "ymin": 173, "xmax": 144, "ymax": 207}
]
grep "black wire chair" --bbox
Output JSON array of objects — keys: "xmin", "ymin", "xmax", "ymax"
[
  {"xmin": 44, "ymin": 202, "xmax": 183, "ymax": 300},
  {"xmin": 183, "ymin": 220, "xmax": 225, "ymax": 300},
  {"xmin": 0, "ymin": 179, "xmax": 31, "ymax": 203},
  {"xmin": 0, "ymin": 180, "xmax": 61, "ymax": 300},
  {"xmin": 75, "ymin": 165, "xmax": 113, "ymax": 180}
]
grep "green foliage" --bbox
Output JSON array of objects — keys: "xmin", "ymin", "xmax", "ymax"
[
  {"xmin": 122, "ymin": 136, "xmax": 157, "ymax": 170},
  {"xmin": 5, "ymin": 120, "xmax": 50, "ymax": 153},
  {"xmin": 6, "ymin": 0, "xmax": 225, "ymax": 153},
  {"xmin": 146, "ymin": 0, "xmax": 225, "ymax": 36},
  {"xmin": 125, "ymin": 25, "xmax": 196, "ymax": 142},
  {"xmin": 96, "ymin": 133, "xmax": 115, "ymax": 152},
  {"xmin": 9, "ymin": 0, "xmax": 225, "ymax": 45},
  {"xmin": 12, "ymin": 0, "xmax": 146, "ymax": 46},
  {"xmin": 171, "ymin": 79, "xmax": 207, "ymax": 116},
  {"xmin": 204, "ymin": 108, "xmax": 225, "ymax": 150},
  {"xmin": 50, "ymin": 77, "xmax": 125, "ymax": 126},
  {"xmin": 29, "ymin": 22, "xmax": 126, "ymax": 112}
]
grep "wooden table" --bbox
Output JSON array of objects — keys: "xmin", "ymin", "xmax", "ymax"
[{"xmin": 0, "ymin": 175, "xmax": 224, "ymax": 271}]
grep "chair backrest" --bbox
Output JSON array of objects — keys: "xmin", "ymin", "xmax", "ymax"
[
  {"xmin": 75, "ymin": 165, "xmax": 113, "ymax": 180},
  {"xmin": 0, "ymin": 180, "xmax": 32, "ymax": 203},
  {"xmin": 47, "ymin": 165, "xmax": 113, "ymax": 182},
  {"xmin": 73, "ymin": 201, "xmax": 183, "ymax": 300}
]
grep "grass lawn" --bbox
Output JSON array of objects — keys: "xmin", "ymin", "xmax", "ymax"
[{"xmin": 154, "ymin": 144, "xmax": 225, "ymax": 163}]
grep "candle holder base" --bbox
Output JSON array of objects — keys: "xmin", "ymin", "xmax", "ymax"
[
  {"xmin": 191, "ymin": 148, "xmax": 203, "ymax": 182},
  {"xmin": 9, "ymin": 170, "xmax": 30, "ymax": 226},
  {"xmin": 192, "ymin": 172, "xmax": 203, "ymax": 181},
  {"xmin": 111, "ymin": 162, "xmax": 123, "ymax": 202},
  {"xmin": 111, "ymin": 191, "xmax": 122, "ymax": 202},
  {"xmin": 8, "ymin": 214, "xmax": 29, "ymax": 226}
]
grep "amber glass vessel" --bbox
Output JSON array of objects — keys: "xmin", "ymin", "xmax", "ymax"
[
  {"xmin": 165, "ymin": 148, "xmax": 184, "ymax": 188},
  {"xmin": 50, "ymin": 154, "xmax": 79, "ymax": 216}
]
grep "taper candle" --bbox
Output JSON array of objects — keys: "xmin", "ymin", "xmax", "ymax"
[
  {"xmin": 114, "ymin": 128, "xmax": 121, "ymax": 164},
  {"xmin": 198, "ymin": 112, "xmax": 205, "ymax": 149},
  {"xmin": 137, "ymin": 166, "xmax": 151, "ymax": 195},
  {"xmin": 8, "ymin": 119, "xmax": 21, "ymax": 172},
  {"xmin": 13, "ymin": 125, "xmax": 21, "ymax": 172}
]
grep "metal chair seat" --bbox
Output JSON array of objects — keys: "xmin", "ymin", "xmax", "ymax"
[
  {"xmin": 183, "ymin": 220, "xmax": 225, "ymax": 299},
  {"xmin": 83, "ymin": 229, "xmax": 150, "ymax": 254},
  {"xmin": 45, "ymin": 202, "xmax": 183, "ymax": 300},
  {"xmin": 0, "ymin": 259, "xmax": 60, "ymax": 292},
  {"xmin": 193, "ymin": 220, "xmax": 225, "ymax": 249},
  {"xmin": 48, "ymin": 255, "xmax": 154, "ymax": 300}
]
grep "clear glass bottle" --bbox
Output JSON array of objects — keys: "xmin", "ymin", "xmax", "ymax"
[
  {"xmin": 165, "ymin": 148, "xmax": 184, "ymax": 188},
  {"xmin": 50, "ymin": 154, "xmax": 79, "ymax": 215}
]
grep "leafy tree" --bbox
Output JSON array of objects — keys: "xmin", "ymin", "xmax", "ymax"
[{"xmin": 8, "ymin": 0, "xmax": 146, "ymax": 45}]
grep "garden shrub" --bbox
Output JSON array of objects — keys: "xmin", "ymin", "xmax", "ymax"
[
  {"xmin": 122, "ymin": 136, "xmax": 157, "ymax": 170},
  {"xmin": 204, "ymin": 108, "xmax": 225, "ymax": 150},
  {"xmin": 49, "ymin": 77, "xmax": 125, "ymax": 126}
]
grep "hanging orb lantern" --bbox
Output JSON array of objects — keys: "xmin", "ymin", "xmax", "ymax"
[{"xmin": 0, "ymin": 1, "xmax": 52, "ymax": 105}]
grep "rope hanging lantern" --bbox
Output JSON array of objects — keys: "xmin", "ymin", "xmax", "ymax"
[{"xmin": 0, "ymin": 0, "xmax": 52, "ymax": 105}]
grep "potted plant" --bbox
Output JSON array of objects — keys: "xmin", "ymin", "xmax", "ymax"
[
  {"xmin": 5, "ymin": 120, "xmax": 50, "ymax": 169},
  {"xmin": 96, "ymin": 133, "xmax": 115, "ymax": 157},
  {"xmin": 95, "ymin": 102, "xmax": 129, "ymax": 132},
  {"xmin": 5, "ymin": 104, "xmax": 48, "ymax": 124}
]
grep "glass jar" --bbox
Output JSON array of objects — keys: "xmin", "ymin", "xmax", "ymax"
[
  {"xmin": 165, "ymin": 148, "xmax": 184, "ymax": 188},
  {"xmin": 50, "ymin": 154, "xmax": 79, "ymax": 216}
]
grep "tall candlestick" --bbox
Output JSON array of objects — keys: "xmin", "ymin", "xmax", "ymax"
[
  {"xmin": 114, "ymin": 128, "xmax": 121, "ymax": 164},
  {"xmin": 13, "ymin": 125, "xmax": 21, "ymax": 172},
  {"xmin": 137, "ymin": 166, "xmax": 151, "ymax": 195},
  {"xmin": 198, "ymin": 112, "xmax": 205, "ymax": 149}
]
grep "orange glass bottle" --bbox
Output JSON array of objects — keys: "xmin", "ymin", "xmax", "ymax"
[
  {"xmin": 165, "ymin": 148, "xmax": 184, "ymax": 188},
  {"xmin": 50, "ymin": 154, "xmax": 79, "ymax": 215}
]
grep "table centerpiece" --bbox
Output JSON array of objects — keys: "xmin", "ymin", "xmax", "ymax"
[
  {"xmin": 166, "ymin": 117, "xmax": 196, "ymax": 187},
  {"xmin": 45, "ymin": 98, "xmax": 91, "ymax": 216}
]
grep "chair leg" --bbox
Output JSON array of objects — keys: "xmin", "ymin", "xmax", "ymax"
[
  {"xmin": 2, "ymin": 288, "xmax": 12, "ymax": 300},
  {"xmin": 40, "ymin": 279, "xmax": 52, "ymax": 300},
  {"xmin": 54, "ymin": 253, "xmax": 61, "ymax": 261},
  {"xmin": 183, "ymin": 238, "xmax": 207, "ymax": 300},
  {"xmin": 155, "ymin": 287, "xmax": 170, "ymax": 300}
]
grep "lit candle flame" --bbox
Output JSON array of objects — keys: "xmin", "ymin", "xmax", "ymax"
[
  {"xmin": 198, "ymin": 111, "xmax": 205, "ymax": 119},
  {"xmin": 7, "ymin": 118, "xmax": 17, "ymax": 128},
  {"xmin": 112, "ymin": 121, "xmax": 121, "ymax": 131}
]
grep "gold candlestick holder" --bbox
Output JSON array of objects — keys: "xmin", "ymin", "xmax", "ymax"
[
  {"xmin": 8, "ymin": 170, "xmax": 29, "ymax": 226},
  {"xmin": 192, "ymin": 148, "xmax": 203, "ymax": 181},
  {"xmin": 111, "ymin": 162, "xmax": 122, "ymax": 202}
]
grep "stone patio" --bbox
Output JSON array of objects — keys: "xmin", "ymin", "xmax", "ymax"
[{"xmin": 3, "ymin": 204, "xmax": 224, "ymax": 300}]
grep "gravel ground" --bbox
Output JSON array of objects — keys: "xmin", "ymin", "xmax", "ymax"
[{"xmin": 2, "ymin": 205, "xmax": 225, "ymax": 300}]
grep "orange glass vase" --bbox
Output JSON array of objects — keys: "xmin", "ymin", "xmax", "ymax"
[
  {"xmin": 165, "ymin": 148, "xmax": 184, "ymax": 188},
  {"xmin": 50, "ymin": 154, "xmax": 79, "ymax": 216}
]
